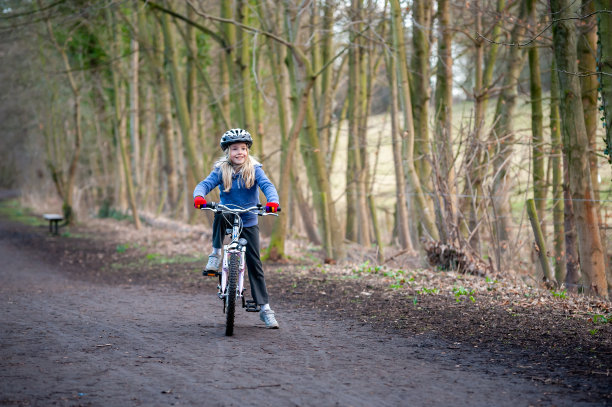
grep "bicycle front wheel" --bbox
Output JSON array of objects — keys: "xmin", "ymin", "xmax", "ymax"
[{"xmin": 225, "ymin": 252, "xmax": 239, "ymax": 336}]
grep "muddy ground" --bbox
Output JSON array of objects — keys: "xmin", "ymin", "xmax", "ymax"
[{"xmin": 0, "ymin": 210, "xmax": 611, "ymax": 406}]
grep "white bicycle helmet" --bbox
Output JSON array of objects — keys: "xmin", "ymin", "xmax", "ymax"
[{"xmin": 220, "ymin": 128, "xmax": 253, "ymax": 150}]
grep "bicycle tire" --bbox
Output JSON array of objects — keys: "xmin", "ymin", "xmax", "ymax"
[{"xmin": 225, "ymin": 252, "xmax": 239, "ymax": 336}]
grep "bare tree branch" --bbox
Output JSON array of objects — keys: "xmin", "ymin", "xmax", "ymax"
[
  {"xmin": 476, "ymin": 10, "xmax": 612, "ymax": 47},
  {"xmin": 139, "ymin": 0, "xmax": 227, "ymax": 47}
]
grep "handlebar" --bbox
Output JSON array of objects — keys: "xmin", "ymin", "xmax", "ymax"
[{"xmin": 200, "ymin": 202, "xmax": 280, "ymax": 216}]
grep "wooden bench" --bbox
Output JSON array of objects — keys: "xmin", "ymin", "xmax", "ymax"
[{"xmin": 43, "ymin": 214, "xmax": 64, "ymax": 235}]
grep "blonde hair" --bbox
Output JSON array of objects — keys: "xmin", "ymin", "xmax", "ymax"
[{"xmin": 214, "ymin": 153, "xmax": 259, "ymax": 192}]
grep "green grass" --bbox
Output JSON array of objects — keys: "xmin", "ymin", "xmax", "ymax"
[
  {"xmin": 109, "ymin": 253, "xmax": 204, "ymax": 270},
  {"xmin": 0, "ymin": 199, "xmax": 47, "ymax": 227},
  {"xmin": 144, "ymin": 253, "xmax": 203, "ymax": 265}
]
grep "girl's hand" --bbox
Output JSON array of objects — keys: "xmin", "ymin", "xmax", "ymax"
[
  {"xmin": 194, "ymin": 196, "xmax": 207, "ymax": 209},
  {"xmin": 265, "ymin": 202, "xmax": 280, "ymax": 213}
]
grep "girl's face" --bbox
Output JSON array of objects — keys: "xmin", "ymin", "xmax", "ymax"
[{"xmin": 228, "ymin": 142, "xmax": 248, "ymax": 166}]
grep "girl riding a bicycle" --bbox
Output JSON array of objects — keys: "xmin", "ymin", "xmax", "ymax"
[{"xmin": 193, "ymin": 128, "xmax": 280, "ymax": 329}]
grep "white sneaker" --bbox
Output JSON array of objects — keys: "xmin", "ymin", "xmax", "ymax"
[
  {"xmin": 260, "ymin": 309, "xmax": 279, "ymax": 329},
  {"xmin": 205, "ymin": 254, "xmax": 221, "ymax": 271}
]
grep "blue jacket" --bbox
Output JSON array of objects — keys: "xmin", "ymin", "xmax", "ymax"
[{"xmin": 193, "ymin": 163, "xmax": 279, "ymax": 227}]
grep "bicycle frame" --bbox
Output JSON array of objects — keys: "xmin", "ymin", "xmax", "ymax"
[
  {"xmin": 200, "ymin": 203, "xmax": 278, "ymax": 310},
  {"xmin": 219, "ymin": 213, "xmax": 247, "ymax": 305}
]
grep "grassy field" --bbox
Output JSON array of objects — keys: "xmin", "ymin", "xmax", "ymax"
[{"xmin": 327, "ymin": 94, "xmax": 612, "ymax": 255}]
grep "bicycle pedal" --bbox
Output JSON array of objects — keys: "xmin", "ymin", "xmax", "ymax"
[
  {"xmin": 244, "ymin": 300, "xmax": 260, "ymax": 312},
  {"xmin": 202, "ymin": 269, "xmax": 221, "ymax": 277}
]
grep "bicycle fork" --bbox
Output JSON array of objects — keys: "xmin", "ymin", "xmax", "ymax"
[{"xmin": 218, "ymin": 244, "xmax": 246, "ymax": 302}]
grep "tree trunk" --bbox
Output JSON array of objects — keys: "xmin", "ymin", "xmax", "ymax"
[
  {"xmin": 390, "ymin": 0, "xmax": 438, "ymax": 241},
  {"xmin": 580, "ymin": 0, "xmax": 611, "ymax": 289},
  {"xmin": 318, "ymin": 0, "xmax": 336, "ymax": 170},
  {"xmin": 550, "ymin": 56, "xmax": 567, "ymax": 283},
  {"xmin": 130, "ymin": 6, "xmax": 141, "ymax": 191},
  {"xmin": 291, "ymin": 170, "xmax": 321, "ymax": 246},
  {"xmin": 141, "ymin": 84, "xmax": 155, "ymax": 209},
  {"xmin": 433, "ymin": 0, "xmax": 456, "ymax": 243},
  {"xmin": 563, "ymin": 152, "xmax": 581, "ymax": 290},
  {"xmin": 345, "ymin": 6, "xmax": 360, "ymax": 242},
  {"xmin": 268, "ymin": 77, "xmax": 313, "ymax": 259},
  {"xmin": 185, "ymin": 2, "xmax": 208, "ymax": 209},
  {"xmin": 281, "ymin": 5, "xmax": 344, "ymax": 261},
  {"xmin": 596, "ymin": 0, "xmax": 612, "ymax": 167},
  {"xmin": 411, "ymin": 0, "xmax": 433, "ymax": 202},
  {"xmin": 490, "ymin": 0, "xmax": 528, "ymax": 258},
  {"xmin": 110, "ymin": 10, "xmax": 141, "ymax": 229},
  {"xmin": 43, "ymin": 10, "xmax": 81, "ymax": 224},
  {"xmin": 528, "ymin": 0, "xmax": 546, "ymax": 237},
  {"xmin": 551, "ymin": 0, "xmax": 608, "ymax": 297},
  {"xmin": 384, "ymin": 36, "xmax": 413, "ymax": 252},
  {"xmin": 238, "ymin": 0, "xmax": 257, "ymax": 153},
  {"xmin": 527, "ymin": 199, "xmax": 556, "ymax": 285},
  {"xmin": 579, "ymin": 0, "xmax": 600, "ymax": 196},
  {"xmin": 160, "ymin": 12, "xmax": 201, "ymax": 187},
  {"xmin": 357, "ymin": 1, "xmax": 374, "ymax": 246},
  {"xmin": 154, "ymin": 17, "xmax": 179, "ymax": 210},
  {"xmin": 262, "ymin": 0, "xmax": 317, "ymax": 258},
  {"xmin": 464, "ymin": 0, "xmax": 506, "ymax": 251},
  {"xmin": 595, "ymin": 0, "xmax": 612, "ymax": 289},
  {"xmin": 263, "ymin": 2, "xmax": 293, "ymax": 259},
  {"xmin": 302, "ymin": 91, "xmax": 343, "ymax": 260},
  {"xmin": 220, "ymin": 1, "xmax": 236, "ymax": 124}
]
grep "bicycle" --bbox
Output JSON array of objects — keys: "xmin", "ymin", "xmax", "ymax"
[{"xmin": 199, "ymin": 202, "xmax": 279, "ymax": 336}]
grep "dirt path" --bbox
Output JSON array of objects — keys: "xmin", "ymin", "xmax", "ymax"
[{"xmin": 0, "ymin": 222, "xmax": 607, "ymax": 406}]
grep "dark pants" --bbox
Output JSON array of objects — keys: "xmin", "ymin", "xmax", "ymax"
[{"xmin": 212, "ymin": 213, "xmax": 269, "ymax": 305}]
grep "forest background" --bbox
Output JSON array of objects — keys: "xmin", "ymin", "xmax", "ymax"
[{"xmin": 1, "ymin": 0, "xmax": 611, "ymax": 298}]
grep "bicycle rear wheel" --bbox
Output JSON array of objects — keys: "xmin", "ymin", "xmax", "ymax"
[{"xmin": 225, "ymin": 252, "xmax": 239, "ymax": 336}]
